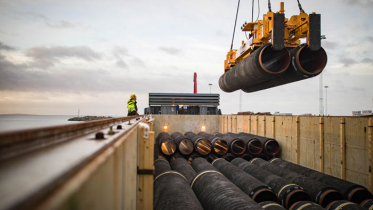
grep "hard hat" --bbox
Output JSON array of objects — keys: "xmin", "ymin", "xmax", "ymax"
[{"xmin": 130, "ymin": 94, "xmax": 137, "ymax": 100}]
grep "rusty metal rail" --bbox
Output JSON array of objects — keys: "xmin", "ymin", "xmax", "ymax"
[{"xmin": 0, "ymin": 115, "xmax": 154, "ymax": 210}]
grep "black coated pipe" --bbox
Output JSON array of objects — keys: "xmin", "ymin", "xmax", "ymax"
[
  {"xmin": 169, "ymin": 152, "xmax": 184, "ymax": 163},
  {"xmin": 198, "ymin": 132, "xmax": 228, "ymax": 155},
  {"xmin": 231, "ymin": 158, "xmax": 311, "ymax": 208},
  {"xmin": 227, "ymin": 132, "xmax": 263, "ymax": 155},
  {"xmin": 271, "ymin": 158, "xmax": 373, "ymax": 204},
  {"xmin": 242, "ymin": 45, "xmax": 327, "ymax": 93},
  {"xmin": 206, "ymin": 154, "xmax": 219, "ymax": 163},
  {"xmin": 259, "ymin": 201, "xmax": 287, "ymax": 210},
  {"xmin": 171, "ymin": 132, "xmax": 194, "ymax": 156},
  {"xmin": 154, "ymin": 143, "xmax": 167, "ymax": 161},
  {"xmin": 212, "ymin": 132, "xmax": 246, "ymax": 155},
  {"xmin": 238, "ymin": 132, "xmax": 280, "ymax": 155},
  {"xmin": 222, "ymin": 153, "xmax": 236, "ymax": 162},
  {"xmin": 212, "ymin": 158, "xmax": 278, "ymax": 203},
  {"xmin": 187, "ymin": 152, "xmax": 201, "ymax": 164},
  {"xmin": 219, "ymin": 43, "xmax": 291, "ymax": 92},
  {"xmin": 170, "ymin": 157, "xmax": 197, "ymax": 185},
  {"xmin": 184, "ymin": 132, "xmax": 212, "ymax": 156},
  {"xmin": 252, "ymin": 158, "xmax": 343, "ymax": 207},
  {"xmin": 360, "ymin": 199, "xmax": 373, "ymax": 210},
  {"xmin": 156, "ymin": 132, "xmax": 177, "ymax": 155},
  {"xmin": 190, "ymin": 157, "xmax": 263, "ymax": 210},
  {"xmin": 326, "ymin": 200, "xmax": 366, "ymax": 210},
  {"xmin": 289, "ymin": 201, "xmax": 325, "ymax": 210},
  {"xmin": 154, "ymin": 159, "xmax": 204, "ymax": 210},
  {"xmin": 257, "ymin": 153, "xmax": 271, "ymax": 161},
  {"xmin": 240, "ymin": 154, "xmax": 253, "ymax": 161}
]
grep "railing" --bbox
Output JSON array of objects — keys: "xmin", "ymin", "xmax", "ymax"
[{"xmin": 0, "ymin": 116, "xmax": 154, "ymax": 210}]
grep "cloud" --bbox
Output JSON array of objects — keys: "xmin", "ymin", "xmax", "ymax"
[
  {"xmin": 159, "ymin": 47, "xmax": 182, "ymax": 55},
  {"xmin": 366, "ymin": 36, "xmax": 373, "ymax": 43},
  {"xmin": 26, "ymin": 46, "xmax": 102, "ymax": 68},
  {"xmin": 112, "ymin": 46, "xmax": 129, "ymax": 59},
  {"xmin": 361, "ymin": 57, "xmax": 373, "ymax": 65},
  {"xmin": 343, "ymin": 0, "xmax": 373, "ymax": 7},
  {"xmin": 46, "ymin": 20, "xmax": 75, "ymax": 28},
  {"xmin": 17, "ymin": 11, "xmax": 76, "ymax": 29},
  {"xmin": 116, "ymin": 59, "xmax": 128, "ymax": 68},
  {"xmin": 322, "ymin": 41, "xmax": 338, "ymax": 50},
  {"xmin": 338, "ymin": 56, "xmax": 358, "ymax": 67},
  {"xmin": 0, "ymin": 42, "xmax": 16, "ymax": 51}
]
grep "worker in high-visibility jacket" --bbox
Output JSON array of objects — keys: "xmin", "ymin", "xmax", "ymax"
[{"xmin": 127, "ymin": 94, "xmax": 139, "ymax": 116}]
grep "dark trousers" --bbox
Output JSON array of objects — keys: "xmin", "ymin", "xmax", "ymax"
[{"xmin": 128, "ymin": 111, "xmax": 137, "ymax": 116}]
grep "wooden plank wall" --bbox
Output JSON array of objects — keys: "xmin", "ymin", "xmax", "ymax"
[{"xmin": 219, "ymin": 115, "xmax": 373, "ymax": 192}]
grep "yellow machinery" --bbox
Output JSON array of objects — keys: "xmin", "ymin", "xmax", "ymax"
[
  {"xmin": 225, "ymin": 2, "xmax": 320, "ymax": 72},
  {"xmin": 219, "ymin": 1, "xmax": 326, "ymax": 93}
]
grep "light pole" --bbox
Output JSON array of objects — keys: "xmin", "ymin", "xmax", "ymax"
[
  {"xmin": 208, "ymin": 83, "xmax": 212, "ymax": 94},
  {"xmin": 325, "ymin": 86, "xmax": 329, "ymax": 116}
]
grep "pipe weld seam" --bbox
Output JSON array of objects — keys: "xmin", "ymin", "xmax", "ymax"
[
  {"xmin": 277, "ymin": 184, "xmax": 298, "ymax": 197},
  {"xmin": 297, "ymin": 203, "xmax": 312, "ymax": 210},
  {"xmin": 270, "ymin": 158, "xmax": 279, "ymax": 163},
  {"xmin": 191, "ymin": 170, "xmax": 224, "ymax": 188},
  {"xmin": 262, "ymin": 203, "xmax": 283, "ymax": 209},
  {"xmin": 250, "ymin": 158, "xmax": 260, "ymax": 163},
  {"xmin": 334, "ymin": 202, "xmax": 355, "ymax": 210},
  {"xmin": 154, "ymin": 171, "xmax": 187, "ymax": 182},
  {"xmin": 211, "ymin": 158, "xmax": 224, "ymax": 166}
]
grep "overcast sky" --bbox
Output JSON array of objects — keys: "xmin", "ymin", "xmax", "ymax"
[{"xmin": 0, "ymin": 0, "xmax": 372, "ymax": 116}]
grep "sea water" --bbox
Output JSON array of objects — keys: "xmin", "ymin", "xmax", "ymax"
[{"xmin": 0, "ymin": 115, "xmax": 81, "ymax": 133}]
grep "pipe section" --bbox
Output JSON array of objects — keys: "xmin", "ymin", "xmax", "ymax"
[
  {"xmin": 231, "ymin": 158, "xmax": 311, "ymax": 208},
  {"xmin": 242, "ymin": 45, "xmax": 327, "ymax": 93},
  {"xmin": 212, "ymin": 158, "xmax": 278, "ymax": 203},
  {"xmin": 184, "ymin": 132, "xmax": 212, "ymax": 156},
  {"xmin": 154, "ymin": 159, "xmax": 203, "ymax": 210},
  {"xmin": 252, "ymin": 158, "xmax": 343, "ymax": 207},
  {"xmin": 219, "ymin": 43, "xmax": 291, "ymax": 92},
  {"xmin": 171, "ymin": 132, "xmax": 194, "ymax": 156},
  {"xmin": 271, "ymin": 158, "xmax": 373, "ymax": 204},
  {"xmin": 170, "ymin": 157, "xmax": 197, "ymax": 185},
  {"xmin": 156, "ymin": 132, "xmax": 177, "ymax": 155},
  {"xmin": 198, "ymin": 132, "xmax": 228, "ymax": 155},
  {"xmin": 238, "ymin": 132, "xmax": 280, "ymax": 155},
  {"xmin": 154, "ymin": 143, "xmax": 167, "ymax": 161},
  {"xmin": 326, "ymin": 200, "xmax": 366, "ymax": 210},
  {"xmin": 212, "ymin": 132, "xmax": 246, "ymax": 155},
  {"xmin": 360, "ymin": 199, "xmax": 373, "ymax": 210},
  {"xmin": 289, "ymin": 201, "xmax": 325, "ymax": 210},
  {"xmin": 259, "ymin": 201, "xmax": 287, "ymax": 210},
  {"xmin": 190, "ymin": 158, "xmax": 263, "ymax": 210},
  {"xmin": 227, "ymin": 132, "xmax": 263, "ymax": 155}
]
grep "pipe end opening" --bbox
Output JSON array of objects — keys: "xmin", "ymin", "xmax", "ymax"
[
  {"xmin": 248, "ymin": 139, "xmax": 263, "ymax": 155},
  {"xmin": 214, "ymin": 139, "xmax": 228, "ymax": 155},
  {"xmin": 320, "ymin": 190, "xmax": 344, "ymax": 207},
  {"xmin": 196, "ymin": 139, "xmax": 212, "ymax": 156},
  {"xmin": 265, "ymin": 140, "xmax": 280, "ymax": 155},
  {"xmin": 253, "ymin": 189, "xmax": 278, "ymax": 203},
  {"xmin": 231, "ymin": 139, "xmax": 246, "ymax": 155},
  {"xmin": 161, "ymin": 140, "xmax": 176, "ymax": 155},
  {"xmin": 297, "ymin": 46, "xmax": 327, "ymax": 75},
  {"xmin": 179, "ymin": 139, "xmax": 194, "ymax": 155},
  {"xmin": 349, "ymin": 188, "xmax": 373, "ymax": 205},
  {"xmin": 260, "ymin": 44, "xmax": 291, "ymax": 74},
  {"xmin": 286, "ymin": 190, "xmax": 311, "ymax": 209}
]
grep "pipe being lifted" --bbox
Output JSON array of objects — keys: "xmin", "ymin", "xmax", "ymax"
[
  {"xmin": 212, "ymin": 132, "xmax": 246, "ymax": 155},
  {"xmin": 219, "ymin": 43, "xmax": 291, "ymax": 92},
  {"xmin": 198, "ymin": 132, "xmax": 228, "ymax": 155},
  {"xmin": 270, "ymin": 158, "xmax": 373, "ymax": 204},
  {"xmin": 227, "ymin": 132, "xmax": 263, "ymax": 155},
  {"xmin": 190, "ymin": 158, "xmax": 263, "ymax": 210},
  {"xmin": 252, "ymin": 158, "xmax": 343, "ymax": 207},
  {"xmin": 212, "ymin": 158, "xmax": 278, "ymax": 203},
  {"xmin": 238, "ymin": 132, "xmax": 280, "ymax": 155},
  {"xmin": 184, "ymin": 132, "xmax": 212, "ymax": 156},
  {"xmin": 242, "ymin": 45, "xmax": 327, "ymax": 93},
  {"xmin": 171, "ymin": 132, "xmax": 194, "ymax": 156},
  {"xmin": 156, "ymin": 132, "xmax": 177, "ymax": 156},
  {"xmin": 231, "ymin": 158, "xmax": 311, "ymax": 208},
  {"xmin": 154, "ymin": 159, "xmax": 203, "ymax": 210}
]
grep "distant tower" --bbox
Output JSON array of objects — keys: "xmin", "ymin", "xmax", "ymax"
[{"xmin": 319, "ymin": 72, "xmax": 324, "ymax": 115}]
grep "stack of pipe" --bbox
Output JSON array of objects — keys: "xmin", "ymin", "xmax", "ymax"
[
  {"xmin": 156, "ymin": 132, "xmax": 176, "ymax": 156},
  {"xmin": 154, "ymin": 159, "xmax": 203, "ymax": 210},
  {"xmin": 190, "ymin": 157, "xmax": 263, "ymax": 210},
  {"xmin": 171, "ymin": 132, "xmax": 194, "ymax": 156},
  {"xmin": 270, "ymin": 158, "xmax": 373, "ymax": 204},
  {"xmin": 212, "ymin": 132, "xmax": 246, "ymax": 156},
  {"xmin": 211, "ymin": 158, "xmax": 278, "ymax": 203},
  {"xmin": 231, "ymin": 157, "xmax": 311, "ymax": 208},
  {"xmin": 251, "ymin": 158, "xmax": 343, "ymax": 207},
  {"xmin": 238, "ymin": 132, "xmax": 280, "ymax": 156},
  {"xmin": 184, "ymin": 132, "xmax": 212, "ymax": 156},
  {"xmin": 198, "ymin": 132, "xmax": 228, "ymax": 156},
  {"xmin": 226, "ymin": 132, "xmax": 263, "ymax": 156}
]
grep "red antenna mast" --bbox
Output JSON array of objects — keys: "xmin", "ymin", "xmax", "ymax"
[{"xmin": 193, "ymin": 72, "xmax": 197, "ymax": 94}]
